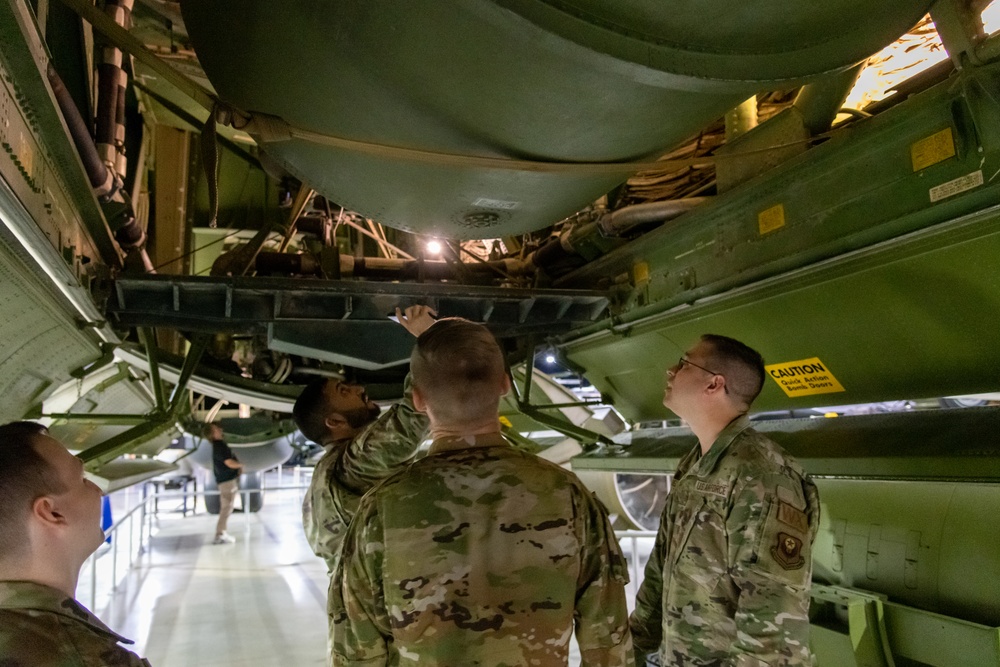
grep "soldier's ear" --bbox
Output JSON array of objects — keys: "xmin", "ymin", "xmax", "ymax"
[
  {"xmin": 32, "ymin": 495, "xmax": 66, "ymax": 527},
  {"xmin": 706, "ymin": 375, "xmax": 726, "ymax": 397},
  {"xmin": 323, "ymin": 414, "xmax": 348, "ymax": 430},
  {"xmin": 499, "ymin": 373, "xmax": 511, "ymax": 397},
  {"xmin": 412, "ymin": 387, "xmax": 428, "ymax": 414}
]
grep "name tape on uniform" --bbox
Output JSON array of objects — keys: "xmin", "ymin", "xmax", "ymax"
[{"xmin": 765, "ymin": 357, "xmax": 845, "ymax": 397}]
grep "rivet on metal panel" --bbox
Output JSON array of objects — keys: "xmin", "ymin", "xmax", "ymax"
[{"xmin": 866, "ymin": 524, "xmax": 882, "ymax": 580}]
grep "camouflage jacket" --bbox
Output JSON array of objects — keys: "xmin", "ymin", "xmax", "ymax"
[
  {"xmin": 302, "ymin": 374, "xmax": 429, "ymax": 572},
  {"xmin": 630, "ymin": 415, "xmax": 820, "ymax": 667},
  {"xmin": 330, "ymin": 432, "xmax": 634, "ymax": 667},
  {"xmin": 0, "ymin": 580, "xmax": 150, "ymax": 666}
]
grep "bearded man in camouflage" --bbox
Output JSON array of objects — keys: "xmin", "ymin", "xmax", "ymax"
[
  {"xmin": 630, "ymin": 335, "xmax": 820, "ymax": 666},
  {"xmin": 330, "ymin": 317, "xmax": 634, "ymax": 666},
  {"xmin": 293, "ymin": 304, "xmax": 434, "ymax": 573},
  {"xmin": 0, "ymin": 421, "xmax": 150, "ymax": 666}
]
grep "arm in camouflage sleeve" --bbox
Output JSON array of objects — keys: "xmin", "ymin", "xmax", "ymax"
[
  {"xmin": 726, "ymin": 477, "xmax": 814, "ymax": 666},
  {"xmin": 574, "ymin": 488, "xmax": 636, "ymax": 667},
  {"xmin": 330, "ymin": 497, "xmax": 391, "ymax": 667},
  {"xmin": 629, "ymin": 520, "xmax": 667, "ymax": 664},
  {"xmin": 333, "ymin": 372, "xmax": 429, "ymax": 496}
]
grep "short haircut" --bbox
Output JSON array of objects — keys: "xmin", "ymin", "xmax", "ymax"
[
  {"xmin": 0, "ymin": 422, "xmax": 65, "ymax": 560},
  {"xmin": 201, "ymin": 421, "xmax": 222, "ymax": 439},
  {"xmin": 293, "ymin": 379, "xmax": 333, "ymax": 444},
  {"xmin": 700, "ymin": 334, "xmax": 766, "ymax": 408},
  {"xmin": 410, "ymin": 318, "xmax": 506, "ymax": 424}
]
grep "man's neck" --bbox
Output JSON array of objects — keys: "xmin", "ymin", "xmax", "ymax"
[
  {"xmin": 686, "ymin": 409, "xmax": 745, "ymax": 455},
  {"xmin": 429, "ymin": 419, "xmax": 502, "ymax": 442},
  {"xmin": 0, "ymin": 556, "xmax": 80, "ymax": 598}
]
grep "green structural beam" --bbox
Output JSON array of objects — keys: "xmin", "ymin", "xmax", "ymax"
[
  {"xmin": 77, "ymin": 336, "xmax": 208, "ymax": 466},
  {"xmin": 572, "ymin": 407, "xmax": 1000, "ymax": 481}
]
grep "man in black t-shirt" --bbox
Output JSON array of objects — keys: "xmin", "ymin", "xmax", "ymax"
[{"xmin": 206, "ymin": 422, "xmax": 242, "ymax": 544}]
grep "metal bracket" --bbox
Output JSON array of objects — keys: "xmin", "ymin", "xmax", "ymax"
[
  {"xmin": 511, "ymin": 341, "xmax": 615, "ymax": 448},
  {"xmin": 812, "ymin": 585, "xmax": 896, "ymax": 667},
  {"xmin": 77, "ymin": 335, "xmax": 209, "ymax": 465}
]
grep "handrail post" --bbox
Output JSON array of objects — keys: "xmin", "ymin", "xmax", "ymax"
[
  {"xmin": 89, "ymin": 553, "xmax": 97, "ymax": 610},
  {"xmin": 110, "ymin": 531, "xmax": 118, "ymax": 591},
  {"xmin": 243, "ymin": 486, "xmax": 250, "ymax": 532},
  {"xmin": 128, "ymin": 512, "xmax": 134, "ymax": 568}
]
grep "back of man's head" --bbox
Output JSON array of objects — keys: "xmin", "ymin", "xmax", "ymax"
[
  {"xmin": 410, "ymin": 318, "xmax": 506, "ymax": 426},
  {"xmin": 0, "ymin": 422, "xmax": 63, "ymax": 562},
  {"xmin": 293, "ymin": 379, "xmax": 335, "ymax": 443},
  {"xmin": 700, "ymin": 334, "xmax": 766, "ymax": 409}
]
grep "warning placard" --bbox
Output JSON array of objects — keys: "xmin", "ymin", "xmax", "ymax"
[
  {"xmin": 758, "ymin": 204, "xmax": 785, "ymax": 235},
  {"xmin": 765, "ymin": 357, "xmax": 845, "ymax": 398},
  {"xmin": 911, "ymin": 127, "xmax": 956, "ymax": 172}
]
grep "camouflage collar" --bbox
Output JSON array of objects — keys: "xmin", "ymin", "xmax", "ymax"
[
  {"xmin": 695, "ymin": 414, "xmax": 753, "ymax": 474},
  {"xmin": 428, "ymin": 431, "xmax": 508, "ymax": 455},
  {"xmin": 0, "ymin": 580, "xmax": 134, "ymax": 644}
]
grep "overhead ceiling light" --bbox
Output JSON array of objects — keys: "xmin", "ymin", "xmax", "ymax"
[
  {"xmin": 426, "ymin": 240, "xmax": 442, "ymax": 255},
  {"xmin": 545, "ymin": 354, "xmax": 556, "ymax": 364}
]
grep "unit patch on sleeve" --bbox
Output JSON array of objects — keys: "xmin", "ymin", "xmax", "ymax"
[{"xmin": 771, "ymin": 532, "xmax": 806, "ymax": 570}]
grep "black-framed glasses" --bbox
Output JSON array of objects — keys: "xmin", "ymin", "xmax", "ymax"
[{"xmin": 678, "ymin": 357, "xmax": 729, "ymax": 394}]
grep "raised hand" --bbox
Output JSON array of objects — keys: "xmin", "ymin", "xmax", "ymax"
[{"xmin": 395, "ymin": 305, "xmax": 438, "ymax": 337}]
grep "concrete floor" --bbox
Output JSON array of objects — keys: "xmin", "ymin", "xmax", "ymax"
[{"xmin": 95, "ymin": 482, "xmax": 329, "ymax": 667}]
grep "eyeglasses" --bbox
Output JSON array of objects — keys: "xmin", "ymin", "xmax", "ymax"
[{"xmin": 678, "ymin": 357, "xmax": 729, "ymax": 394}]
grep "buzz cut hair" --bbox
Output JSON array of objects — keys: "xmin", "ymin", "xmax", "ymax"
[
  {"xmin": 700, "ymin": 334, "xmax": 766, "ymax": 408},
  {"xmin": 410, "ymin": 318, "xmax": 507, "ymax": 424},
  {"xmin": 0, "ymin": 422, "xmax": 65, "ymax": 560},
  {"xmin": 292, "ymin": 378, "xmax": 334, "ymax": 444}
]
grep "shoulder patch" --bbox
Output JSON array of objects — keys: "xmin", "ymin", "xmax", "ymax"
[
  {"xmin": 776, "ymin": 500, "xmax": 809, "ymax": 533},
  {"xmin": 771, "ymin": 532, "xmax": 806, "ymax": 570},
  {"xmin": 694, "ymin": 480, "xmax": 727, "ymax": 497}
]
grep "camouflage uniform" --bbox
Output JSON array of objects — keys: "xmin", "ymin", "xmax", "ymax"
[
  {"xmin": 330, "ymin": 432, "xmax": 634, "ymax": 667},
  {"xmin": 630, "ymin": 415, "xmax": 820, "ymax": 667},
  {"xmin": 0, "ymin": 580, "xmax": 150, "ymax": 666},
  {"xmin": 302, "ymin": 374, "xmax": 429, "ymax": 572}
]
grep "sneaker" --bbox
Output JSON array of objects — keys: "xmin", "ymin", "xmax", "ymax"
[{"xmin": 212, "ymin": 532, "xmax": 236, "ymax": 544}]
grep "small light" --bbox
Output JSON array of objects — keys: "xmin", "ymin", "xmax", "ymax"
[
  {"xmin": 545, "ymin": 354, "xmax": 556, "ymax": 364},
  {"xmin": 426, "ymin": 240, "xmax": 442, "ymax": 255}
]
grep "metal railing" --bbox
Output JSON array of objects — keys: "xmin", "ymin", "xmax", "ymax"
[
  {"xmin": 81, "ymin": 467, "xmax": 314, "ymax": 611},
  {"xmin": 615, "ymin": 530, "xmax": 657, "ymax": 602}
]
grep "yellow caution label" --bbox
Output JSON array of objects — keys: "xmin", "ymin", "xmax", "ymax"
[
  {"xmin": 499, "ymin": 415, "xmax": 513, "ymax": 428},
  {"xmin": 758, "ymin": 204, "xmax": 785, "ymax": 235},
  {"xmin": 910, "ymin": 128, "xmax": 955, "ymax": 172},
  {"xmin": 632, "ymin": 261, "xmax": 650, "ymax": 285},
  {"xmin": 765, "ymin": 357, "xmax": 845, "ymax": 397}
]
